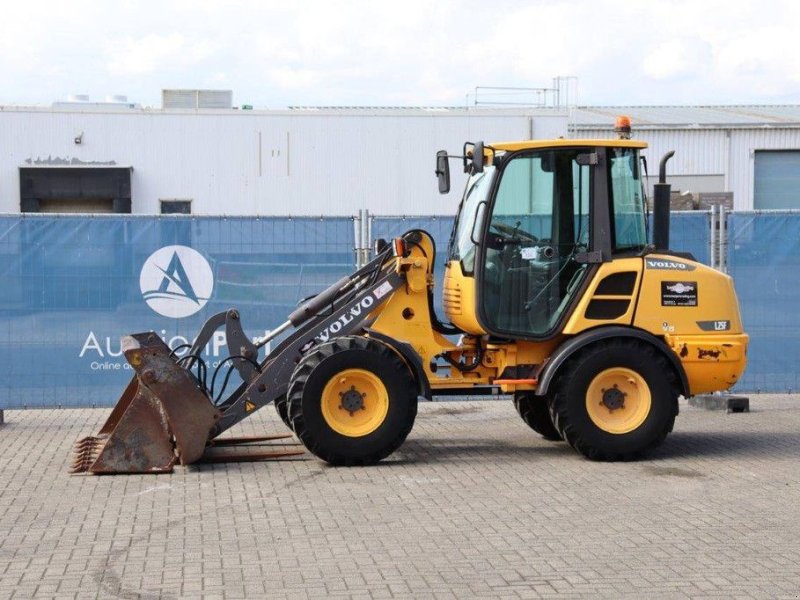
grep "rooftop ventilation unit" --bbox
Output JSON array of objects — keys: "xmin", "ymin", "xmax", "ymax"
[
  {"xmin": 53, "ymin": 94, "xmax": 139, "ymax": 109},
  {"xmin": 162, "ymin": 89, "xmax": 233, "ymax": 109}
]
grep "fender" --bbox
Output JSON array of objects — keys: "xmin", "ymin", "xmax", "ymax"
[
  {"xmin": 366, "ymin": 329, "xmax": 432, "ymax": 401},
  {"xmin": 534, "ymin": 326, "xmax": 690, "ymax": 397}
]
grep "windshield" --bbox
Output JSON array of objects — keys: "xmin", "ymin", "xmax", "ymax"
[{"xmin": 448, "ymin": 165, "xmax": 495, "ymax": 272}]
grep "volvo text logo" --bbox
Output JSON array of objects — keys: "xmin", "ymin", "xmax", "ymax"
[{"xmin": 140, "ymin": 246, "xmax": 214, "ymax": 318}]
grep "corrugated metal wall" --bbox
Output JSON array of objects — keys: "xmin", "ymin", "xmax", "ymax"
[{"xmin": 0, "ymin": 108, "xmax": 567, "ymax": 216}]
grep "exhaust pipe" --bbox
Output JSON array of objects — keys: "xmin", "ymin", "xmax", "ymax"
[{"xmin": 653, "ymin": 150, "xmax": 675, "ymax": 251}]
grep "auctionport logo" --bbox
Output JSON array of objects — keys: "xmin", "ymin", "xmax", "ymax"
[{"xmin": 139, "ymin": 246, "xmax": 214, "ymax": 318}]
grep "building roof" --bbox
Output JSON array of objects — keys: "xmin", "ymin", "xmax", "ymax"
[
  {"xmin": 3, "ymin": 101, "xmax": 800, "ymax": 127},
  {"xmin": 572, "ymin": 105, "xmax": 800, "ymax": 128}
]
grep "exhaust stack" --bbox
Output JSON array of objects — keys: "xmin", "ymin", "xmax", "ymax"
[{"xmin": 653, "ymin": 150, "xmax": 675, "ymax": 251}]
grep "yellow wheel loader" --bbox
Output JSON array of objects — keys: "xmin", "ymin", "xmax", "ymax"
[{"xmin": 71, "ymin": 121, "xmax": 748, "ymax": 474}]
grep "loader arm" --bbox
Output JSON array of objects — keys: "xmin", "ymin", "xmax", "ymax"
[{"xmin": 213, "ymin": 265, "xmax": 406, "ymax": 435}]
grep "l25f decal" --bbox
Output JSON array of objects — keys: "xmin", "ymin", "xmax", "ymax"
[
  {"xmin": 697, "ymin": 320, "xmax": 731, "ymax": 331},
  {"xmin": 662, "ymin": 281, "xmax": 698, "ymax": 307}
]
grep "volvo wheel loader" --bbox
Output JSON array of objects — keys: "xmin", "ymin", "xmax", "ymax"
[{"xmin": 71, "ymin": 119, "xmax": 748, "ymax": 474}]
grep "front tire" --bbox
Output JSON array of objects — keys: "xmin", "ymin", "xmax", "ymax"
[
  {"xmin": 548, "ymin": 339, "xmax": 679, "ymax": 461},
  {"xmin": 287, "ymin": 336, "xmax": 418, "ymax": 465}
]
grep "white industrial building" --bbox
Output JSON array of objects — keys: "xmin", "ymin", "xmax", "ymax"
[{"xmin": 1, "ymin": 92, "xmax": 798, "ymax": 215}]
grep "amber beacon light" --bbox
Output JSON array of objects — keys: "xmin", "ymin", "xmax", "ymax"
[{"xmin": 614, "ymin": 115, "xmax": 632, "ymax": 139}]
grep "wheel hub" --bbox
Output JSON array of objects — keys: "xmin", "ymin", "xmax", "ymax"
[
  {"xmin": 600, "ymin": 384, "xmax": 626, "ymax": 411},
  {"xmin": 339, "ymin": 386, "xmax": 366, "ymax": 415},
  {"xmin": 585, "ymin": 367, "xmax": 652, "ymax": 435}
]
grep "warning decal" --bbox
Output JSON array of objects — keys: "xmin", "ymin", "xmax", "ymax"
[{"xmin": 661, "ymin": 281, "xmax": 698, "ymax": 307}]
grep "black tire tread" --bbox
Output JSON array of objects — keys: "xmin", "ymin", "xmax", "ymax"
[
  {"xmin": 513, "ymin": 393, "xmax": 562, "ymax": 441},
  {"xmin": 273, "ymin": 395, "xmax": 291, "ymax": 430},
  {"xmin": 548, "ymin": 339, "xmax": 680, "ymax": 461},
  {"xmin": 287, "ymin": 336, "xmax": 418, "ymax": 466}
]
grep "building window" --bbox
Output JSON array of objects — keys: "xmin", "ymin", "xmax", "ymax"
[{"xmin": 160, "ymin": 199, "xmax": 192, "ymax": 214}]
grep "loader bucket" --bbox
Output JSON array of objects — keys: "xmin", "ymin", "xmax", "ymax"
[{"xmin": 70, "ymin": 332, "xmax": 221, "ymax": 474}]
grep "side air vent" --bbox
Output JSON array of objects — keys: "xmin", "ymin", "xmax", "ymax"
[
  {"xmin": 584, "ymin": 271, "xmax": 638, "ymax": 321},
  {"xmin": 586, "ymin": 299, "xmax": 630, "ymax": 320},
  {"xmin": 595, "ymin": 271, "xmax": 637, "ymax": 295},
  {"xmin": 443, "ymin": 288, "xmax": 462, "ymax": 315}
]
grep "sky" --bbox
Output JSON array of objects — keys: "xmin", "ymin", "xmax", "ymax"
[{"xmin": 1, "ymin": 0, "xmax": 798, "ymax": 108}]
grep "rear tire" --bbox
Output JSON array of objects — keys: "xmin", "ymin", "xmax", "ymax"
[
  {"xmin": 513, "ymin": 393, "xmax": 562, "ymax": 441},
  {"xmin": 288, "ymin": 336, "xmax": 418, "ymax": 466},
  {"xmin": 548, "ymin": 339, "xmax": 679, "ymax": 461}
]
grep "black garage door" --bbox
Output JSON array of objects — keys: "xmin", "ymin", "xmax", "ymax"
[{"xmin": 19, "ymin": 167, "xmax": 132, "ymax": 213}]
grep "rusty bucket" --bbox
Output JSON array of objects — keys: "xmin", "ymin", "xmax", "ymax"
[{"xmin": 70, "ymin": 333, "xmax": 221, "ymax": 474}]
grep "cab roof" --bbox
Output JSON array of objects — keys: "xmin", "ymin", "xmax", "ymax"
[{"xmin": 488, "ymin": 139, "xmax": 648, "ymax": 152}]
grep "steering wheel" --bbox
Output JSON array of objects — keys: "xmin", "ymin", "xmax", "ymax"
[{"xmin": 490, "ymin": 222, "xmax": 538, "ymax": 243}]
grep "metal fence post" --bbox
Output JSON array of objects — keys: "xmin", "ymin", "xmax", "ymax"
[
  {"xmin": 367, "ymin": 212, "xmax": 373, "ymax": 262},
  {"xmin": 361, "ymin": 209, "xmax": 370, "ymax": 267},
  {"xmin": 353, "ymin": 209, "xmax": 371, "ymax": 268},
  {"xmin": 720, "ymin": 205, "xmax": 728, "ymax": 273},
  {"xmin": 709, "ymin": 205, "xmax": 718, "ymax": 269},
  {"xmin": 353, "ymin": 211, "xmax": 363, "ymax": 268},
  {"xmin": 353, "ymin": 215, "xmax": 361, "ymax": 269}
]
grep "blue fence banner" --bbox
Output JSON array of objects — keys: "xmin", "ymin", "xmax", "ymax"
[
  {"xmin": 0, "ymin": 216, "xmax": 355, "ymax": 408},
  {"xmin": 728, "ymin": 211, "xmax": 800, "ymax": 392},
  {"xmin": 667, "ymin": 211, "xmax": 710, "ymax": 265},
  {"xmin": 0, "ymin": 210, "xmax": 785, "ymax": 408}
]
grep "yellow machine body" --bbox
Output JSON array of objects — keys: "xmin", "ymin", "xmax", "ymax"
[{"xmin": 371, "ymin": 240, "xmax": 747, "ymax": 398}]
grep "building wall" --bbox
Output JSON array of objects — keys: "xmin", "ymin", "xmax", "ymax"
[
  {"xmin": 575, "ymin": 126, "xmax": 800, "ymax": 210},
  {"xmin": 0, "ymin": 107, "xmax": 567, "ymax": 216},
  {"xmin": 5, "ymin": 106, "xmax": 798, "ymax": 214}
]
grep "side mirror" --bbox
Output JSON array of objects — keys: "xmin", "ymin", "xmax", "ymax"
[
  {"xmin": 435, "ymin": 150, "xmax": 450, "ymax": 194},
  {"xmin": 472, "ymin": 141, "xmax": 484, "ymax": 174}
]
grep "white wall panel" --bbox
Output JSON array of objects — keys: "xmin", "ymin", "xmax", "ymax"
[
  {"xmin": 0, "ymin": 108, "xmax": 567, "ymax": 215},
  {"xmin": 4, "ymin": 106, "xmax": 798, "ymax": 214}
]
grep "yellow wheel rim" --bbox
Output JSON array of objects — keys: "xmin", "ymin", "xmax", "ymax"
[
  {"xmin": 320, "ymin": 368, "xmax": 389, "ymax": 437},
  {"xmin": 585, "ymin": 367, "xmax": 651, "ymax": 434}
]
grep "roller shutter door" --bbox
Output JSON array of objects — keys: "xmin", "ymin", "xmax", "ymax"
[{"xmin": 754, "ymin": 151, "xmax": 800, "ymax": 209}]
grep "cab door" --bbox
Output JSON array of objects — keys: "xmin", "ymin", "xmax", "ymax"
[{"xmin": 476, "ymin": 148, "xmax": 594, "ymax": 338}]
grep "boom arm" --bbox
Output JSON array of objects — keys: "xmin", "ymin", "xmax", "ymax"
[{"xmin": 212, "ymin": 260, "xmax": 406, "ymax": 435}]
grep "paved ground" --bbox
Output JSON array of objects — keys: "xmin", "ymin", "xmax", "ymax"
[{"xmin": 0, "ymin": 395, "xmax": 799, "ymax": 599}]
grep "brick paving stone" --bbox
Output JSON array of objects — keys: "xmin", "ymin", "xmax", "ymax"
[{"xmin": 1, "ymin": 395, "xmax": 800, "ymax": 598}]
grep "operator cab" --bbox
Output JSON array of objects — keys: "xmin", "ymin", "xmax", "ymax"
[{"xmin": 443, "ymin": 139, "xmax": 649, "ymax": 340}]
